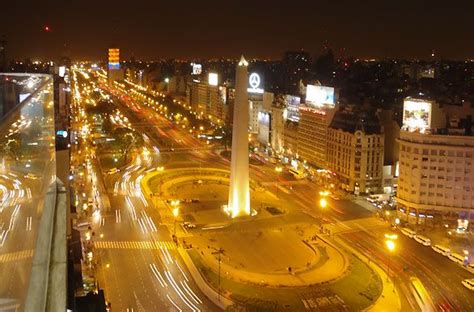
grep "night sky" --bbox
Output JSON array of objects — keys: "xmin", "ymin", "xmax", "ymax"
[{"xmin": 1, "ymin": 0, "xmax": 473, "ymax": 61}]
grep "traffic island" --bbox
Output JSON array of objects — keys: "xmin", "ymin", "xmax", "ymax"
[{"xmin": 142, "ymin": 168, "xmax": 384, "ymax": 311}]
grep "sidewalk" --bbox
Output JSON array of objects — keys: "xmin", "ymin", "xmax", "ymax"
[{"xmin": 334, "ymin": 237, "xmax": 401, "ymax": 312}]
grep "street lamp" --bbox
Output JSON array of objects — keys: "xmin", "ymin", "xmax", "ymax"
[
  {"xmin": 172, "ymin": 204, "xmax": 179, "ymax": 238},
  {"xmin": 275, "ymin": 166, "xmax": 282, "ymax": 200},
  {"xmin": 211, "ymin": 247, "xmax": 225, "ymax": 302}
]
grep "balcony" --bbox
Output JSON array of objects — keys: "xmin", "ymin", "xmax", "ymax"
[{"xmin": 0, "ymin": 73, "xmax": 66, "ymax": 311}]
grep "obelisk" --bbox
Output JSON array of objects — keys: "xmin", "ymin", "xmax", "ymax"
[{"xmin": 228, "ymin": 56, "xmax": 250, "ymax": 218}]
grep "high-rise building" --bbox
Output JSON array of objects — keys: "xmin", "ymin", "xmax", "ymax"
[
  {"xmin": 397, "ymin": 97, "xmax": 474, "ymax": 224},
  {"xmin": 187, "ymin": 74, "xmax": 227, "ymax": 123},
  {"xmin": 297, "ymin": 84, "xmax": 336, "ymax": 168},
  {"xmin": 327, "ymin": 108, "xmax": 384, "ymax": 194}
]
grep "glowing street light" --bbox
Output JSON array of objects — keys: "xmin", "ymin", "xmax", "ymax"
[
  {"xmin": 386, "ymin": 239, "xmax": 396, "ymax": 251},
  {"xmin": 319, "ymin": 198, "xmax": 328, "ymax": 209},
  {"xmin": 385, "ymin": 237, "xmax": 396, "ymax": 281}
]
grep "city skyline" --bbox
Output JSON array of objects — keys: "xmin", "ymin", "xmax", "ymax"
[
  {"xmin": 1, "ymin": 2, "xmax": 474, "ymax": 311},
  {"xmin": 1, "ymin": 0, "xmax": 474, "ymax": 60}
]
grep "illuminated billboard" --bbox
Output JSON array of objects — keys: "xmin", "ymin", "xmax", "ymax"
[
  {"xmin": 402, "ymin": 98, "xmax": 432, "ymax": 133},
  {"xmin": 305, "ymin": 85, "xmax": 334, "ymax": 107},
  {"xmin": 108, "ymin": 48, "xmax": 120, "ymax": 70},
  {"xmin": 247, "ymin": 72, "xmax": 264, "ymax": 94},
  {"xmin": 257, "ymin": 111, "xmax": 271, "ymax": 145},
  {"xmin": 285, "ymin": 95, "xmax": 301, "ymax": 122},
  {"xmin": 192, "ymin": 63, "xmax": 202, "ymax": 75},
  {"xmin": 208, "ymin": 73, "xmax": 218, "ymax": 86}
]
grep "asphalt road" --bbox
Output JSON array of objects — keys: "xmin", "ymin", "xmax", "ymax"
[
  {"xmin": 74, "ymin": 70, "xmax": 218, "ymax": 311},
  {"xmin": 343, "ymin": 229, "xmax": 474, "ymax": 311}
]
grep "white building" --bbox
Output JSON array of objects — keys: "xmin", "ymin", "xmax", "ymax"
[{"xmin": 397, "ymin": 98, "xmax": 474, "ymax": 224}]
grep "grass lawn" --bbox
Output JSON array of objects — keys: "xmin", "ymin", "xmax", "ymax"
[
  {"xmin": 329, "ymin": 256, "xmax": 382, "ymax": 310},
  {"xmin": 188, "ymin": 249, "xmax": 306, "ymax": 311},
  {"xmin": 188, "ymin": 247, "xmax": 381, "ymax": 311}
]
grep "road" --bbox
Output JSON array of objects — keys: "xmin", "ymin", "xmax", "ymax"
[
  {"xmin": 72, "ymin": 70, "xmax": 218, "ymax": 311},
  {"xmin": 343, "ymin": 229, "xmax": 474, "ymax": 311}
]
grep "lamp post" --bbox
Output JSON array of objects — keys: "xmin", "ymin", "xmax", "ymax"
[
  {"xmin": 275, "ymin": 166, "xmax": 282, "ymax": 200},
  {"xmin": 211, "ymin": 247, "xmax": 225, "ymax": 302},
  {"xmin": 171, "ymin": 200, "xmax": 180, "ymax": 238}
]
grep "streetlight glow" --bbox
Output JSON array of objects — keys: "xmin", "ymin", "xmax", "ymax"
[
  {"xmin": 172, "ymin": 207, "xmax": 179, "ymax": 218},
  {"xmin": 319, "ymin": 198, "xmax": 327, "ymax": 209},
  {"xmin": 386, "ymin": 239, "xmax": 396, "ymax": 252}
]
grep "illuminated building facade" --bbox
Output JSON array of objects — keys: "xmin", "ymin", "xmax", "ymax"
[
  {"xmin": 327, "ymin": 108, "xmax": 384, "ymax": 194},
  {"xmin": 297, "ymin": 84, "xmax": 336, "ymax": 168},
  {"xmin": 297, "ymin": 105, "xmax": 335, "ymax": 168},
  {"xmin": 187, "ymin": 74, "xmax": 227, "ymax": 123},
  {"xmin": 397, "ymin": 98, "xmax": 474, "ymax": 223},
  {"xmin": 228, "ymin": 56, "xmax": 250, "ymax": 218}
]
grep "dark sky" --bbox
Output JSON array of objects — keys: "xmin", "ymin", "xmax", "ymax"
[{"xmin": 1, "ymin": 0, "xmax": 473, "ymax": 61}]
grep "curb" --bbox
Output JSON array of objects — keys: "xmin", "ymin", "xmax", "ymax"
[{"xmin": 178, "ymin": 248, "xmax": 234, "ymax": 310}]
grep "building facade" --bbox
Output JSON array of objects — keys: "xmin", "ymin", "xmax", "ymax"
[
  {"xmin": 297, "ymin": 105, "xmax": 335, "ymax": 168},
  {"xmin": 327, "ymin": 109, "xmax": 384, "ymax": 194},
  {"xmin": 397, "ymin": 98, "xmax": 474, "ymax": 223}
]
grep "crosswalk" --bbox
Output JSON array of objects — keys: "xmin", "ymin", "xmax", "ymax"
[
  {"xmin": 0, "ymin": 249, "xmax": 34, "ymax": 263},
  {"xmin": 94, "ymin": 240, "xmax": 176, "ymax": 250}
]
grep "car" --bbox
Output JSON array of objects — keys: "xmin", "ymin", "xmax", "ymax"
[
  {"xmin": 448, "ymin": 253, "xmax": 466, "ymax": 265},
  {"xmin": 461, "ymin": 279, "xmax": 474, "ymax": 291},
  {"xmin": 183, "ymin": 222, "xmax": 196, "ymax": 229},
  {"xmin": 400, "ymin": 227, "xmax": 416, "ymax": 238},
  {"xmin": 414, "ymin": 234, "xmax": 431, "ymax": 246},
  {"xmin": 24, "ymin": 173, "xmax": 40, "ymax": 180},
  {"xmin": 431, "ymin": 244, "xmax": 450, "ymax": 256}
]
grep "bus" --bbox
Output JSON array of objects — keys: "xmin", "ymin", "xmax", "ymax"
[
  {"xmin": 289, "ymin": 168, "xmax": 306, "ymax": 180},
  {"xmin": 410, "ymin": 277, "xmax": 435, "ymax": 312}
]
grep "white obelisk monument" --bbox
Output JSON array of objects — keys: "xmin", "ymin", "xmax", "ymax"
[{"xmin": 228, "ymin": 56, "xmax": 251, "ymax": 218}]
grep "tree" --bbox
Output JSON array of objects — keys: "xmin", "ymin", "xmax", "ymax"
[{"xmin": 111, "ymin": 127, "xmax": 144, "ymax": 162}]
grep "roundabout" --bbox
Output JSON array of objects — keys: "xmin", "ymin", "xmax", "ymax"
[{"xmin": 139, "ymin": 167, "xmax": 384, "ymax": 311}]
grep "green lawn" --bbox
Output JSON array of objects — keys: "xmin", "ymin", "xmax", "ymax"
[
  {"xmin": 329, "ymin": 256, "xmax": 382, "ymax": 310},
  {"xmin": 188, "ymin": 247, "xmax": 381, "ymax": 311}
]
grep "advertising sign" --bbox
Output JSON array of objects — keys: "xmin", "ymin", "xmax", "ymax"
[
  {"xmin": 403, "ymin": 99, "xmax": 432, "ymax": 132},
  {"xmin": 208, "ymin": 73, "xmax": 218, "ymax": 86},
  {"xmin": 108, "ymin": 48, "xmax": 120, "ymax": 70},
  {"xmin": 306, "ymin": 85, "xmax": 335, "ymax": 107},
  {"xmin": 192, "ymin": 63, "xmax": 202, "ymax": 75},
  {"xmin": 285, "ymin": 95, "xmax": 301, "ymax": 122},
  {"xmin": 247, "ymin": 72, "xmax": 264, "ymax": 93}
]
